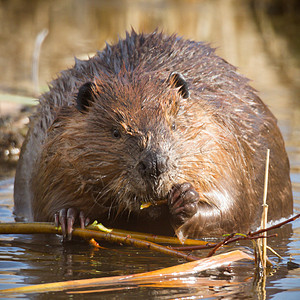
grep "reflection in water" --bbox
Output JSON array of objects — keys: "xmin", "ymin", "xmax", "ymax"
[{"xmin": 0, "ymin": 0, "xmax": 300, "ymax": 298}]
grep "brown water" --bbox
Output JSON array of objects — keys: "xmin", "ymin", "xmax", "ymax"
[{"xmin": 0, "ymin": 0, "xmax": 300, "ymax": 298}]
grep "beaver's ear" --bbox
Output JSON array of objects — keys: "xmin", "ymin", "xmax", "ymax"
[
  {"xmin": 168, "ymin": 72, "xmax": 190, "ymax": 99},
  {"xmin": 76, "ymin": 82, "xmax": 96, "ymax": 112}
]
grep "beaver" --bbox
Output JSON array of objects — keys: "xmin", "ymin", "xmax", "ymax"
[{"xmin": 14, "ymin": 30, "xmax": 293, "ymax": 241}]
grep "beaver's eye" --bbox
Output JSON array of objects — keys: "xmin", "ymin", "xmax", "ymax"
[
  {"xmin": 171, "ymin": 122, "xmax": 176, "ymax": 131},
  {"xmin": 112, "ymin": 128, "xmax": 121, "ymax": 139}
]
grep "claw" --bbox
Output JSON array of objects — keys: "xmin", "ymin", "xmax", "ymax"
[
  {"xmin": 168, "ymin": 184, "xmax": 181, "ymax": 205},
  {"xmin": 67, "ymin": 208, "xmax": 76, "ymax": 240},
  {"xmin": 59, "ymin": 208, "xmax": 67, "ymax": 239},
  {"xmin": 54, "ymin": 212, "xmax": 59, "ymax": 227},
  {"xmin": 168, "ymin": 182, "xmax": 199, "ymax": 226},
  {"xmin": 79, "ymin": 211, "xmax": 90, "ymax": 228},
  {"xmin": 85, "ymin": 217, "xmax": 90, "ymax": 227},
  {"xmin": 55, "ymin": 208, "xmax": 89, "ymax": 241}
]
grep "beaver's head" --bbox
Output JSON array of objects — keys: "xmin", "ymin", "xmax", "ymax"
[{"xmin": 50, "ymin": 70, "xmax": 192, "ymax": 214}]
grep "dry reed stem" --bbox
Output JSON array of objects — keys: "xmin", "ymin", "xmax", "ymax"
[{"xmin": 260, "ymin": 149, "xmax": 270, "ymax": 270}]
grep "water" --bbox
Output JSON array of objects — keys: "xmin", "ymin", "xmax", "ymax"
[
  {"xmin": 0, "ymin": 180, "xmax": 299, "ymax": 298},
  {"xmin": 0, "ymin": 0, "xmax": 300, "ymax": 298}
]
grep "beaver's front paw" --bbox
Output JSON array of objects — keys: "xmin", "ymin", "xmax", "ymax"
[
  {"xmin": 168, "ymin": 182, "xmax": 199, "ymax": 226},
  {"xmin": 54, "ymin": 208, "xmax": 90, "ymax": 241}
]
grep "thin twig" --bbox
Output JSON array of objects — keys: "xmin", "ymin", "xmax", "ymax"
[
  {"xmin": 89, "ymin": 224, "xmax": 210, "ymax": 246},
  {"xmin": 207, "ymin": 233, "xmax": 235, "ymax": 257},
  {"xmin": 172, "ymin": 233, "xmax": 277, "ymax": 252},
  {"xmin": 249, "ymin": 213, "xmax": 300, "ymax": 237},
  {"xmin": 266, "ymin": 245, "xmax": 282, "ymax": 260}
]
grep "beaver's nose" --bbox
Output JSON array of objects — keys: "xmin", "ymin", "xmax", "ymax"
[{"xmin": 138, "ymin": 151, "xmax": 168, "ymax": 179}]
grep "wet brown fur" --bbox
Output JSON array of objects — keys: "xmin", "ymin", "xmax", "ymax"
[{"xmin": 14, "ymin": 30, "xmax": 293, "ymax": 238}]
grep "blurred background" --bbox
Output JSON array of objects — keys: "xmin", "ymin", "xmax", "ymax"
[
  {"xmin": 0, "ymin": 0, "xmax": 299, "ymax": 179},
  {"xmin": 1, "ymin": 0, "xmax": 299, "ymax": 94},
  {"xmin": 0, "ymin": 1, "xmax": 299, "ymax": 297}
]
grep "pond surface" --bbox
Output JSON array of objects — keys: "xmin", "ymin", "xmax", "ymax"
[
  {"xmin": 0, "ymin": 179, "xmax": 299, "ymax": 299},
  {"xmin": 0, "ymin": 0, "xmax": 300, "ymax": 298}
]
